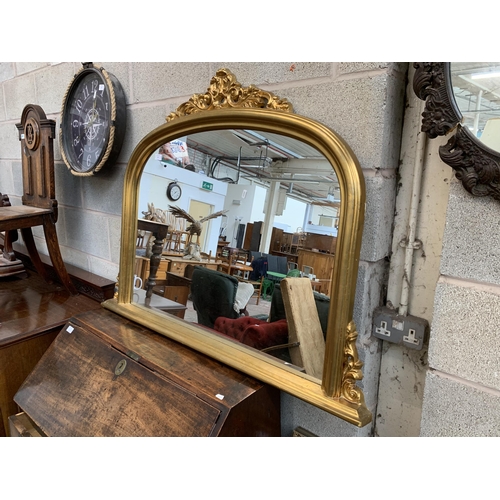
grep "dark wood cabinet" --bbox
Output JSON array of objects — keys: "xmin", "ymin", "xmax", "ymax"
[
  {"xmin": 243, "ymin": 221, "xmax": 262, "ymax": 251},
  {"xmin": 304, "ymin": 233, "xmax": 336, "ymax": 254},
  {"xmin": 0, "ymin": 272, "xmax": 106, "ymax": 436},
  {"xmin": 297, "ymin": 248, "xmax": 336, "ymax": 280},
  {"xmin": 14, "ymin": 308, "xmax": 281, "ymax": 436}
]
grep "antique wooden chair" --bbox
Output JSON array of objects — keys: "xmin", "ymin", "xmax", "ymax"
[{"xmin": 0, "ymin": 104, "xmax": 77, "ymax": 294}]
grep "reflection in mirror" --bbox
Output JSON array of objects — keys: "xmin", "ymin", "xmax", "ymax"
[
  {"xmin": 450, "ymin": 62, "xmax": 500, "ymax": 152},
  {"xmin": 135, "ymin": 129, "xmax": 340, "ymax": 380}
]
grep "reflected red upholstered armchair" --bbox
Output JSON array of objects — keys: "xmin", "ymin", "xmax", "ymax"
[{"xmin": 213, "ymin": 316, "xmax": 288, "ymax": 351}]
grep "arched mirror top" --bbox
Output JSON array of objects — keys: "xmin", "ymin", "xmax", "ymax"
[
  {"xmin": 413, "ymin": 62, "xmax": 500, "ymax": 201},
  {"xmin": 103, "ymin": 69, "xmax": 371, "ymax": 426}
]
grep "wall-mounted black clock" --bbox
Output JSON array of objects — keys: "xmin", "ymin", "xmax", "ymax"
[
  {"xmin": 60, "ymin": 62, "xmax": 126, "ymax": 176},
  {"xmin": 166, "ymin": 181, "xmax": 182, "ymax": 201}
]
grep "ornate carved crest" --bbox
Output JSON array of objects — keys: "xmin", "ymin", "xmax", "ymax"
[
  {"xmin": 24, "ymin": 117, "xmax": 40, "ymax": 151},
  {"xmin": 413, "ymin": 62, "xmax": 460, "ymax": 139},
  {"xmin": 167, "ymin": 68, "xmax": 293, "ymax": 122},
  {"xmin": 414, "ymin": 62, "xmax": 500, "ymax": 203},
  {"xmin": 440, "ymin": 126, "xmax": 500, "ymax": 201}
]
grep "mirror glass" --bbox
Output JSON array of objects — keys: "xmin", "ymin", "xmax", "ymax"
[
  {"xmin": 135, "ymin": 129, "xmax": 341, "ymax": 381},
  {"xmin": 450, "ymin": 62, "xmax": 500, "ymax": 152}
]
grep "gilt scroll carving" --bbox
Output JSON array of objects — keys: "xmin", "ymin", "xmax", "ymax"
[
  {"xmin": 413, "ymin": 62, "xmax": 500, "ymax": 202},
  {"xmin": 166, "ymin": 68, "xmax": 293, "ymax": 122},
  {"xmin": 341, "ymin": 321, "xmax": 365, "ymax": 405}
]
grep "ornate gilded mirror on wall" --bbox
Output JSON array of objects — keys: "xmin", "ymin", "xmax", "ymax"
[
  {"xmin": 103, "ymin": 69, "xmax": 371, "ymax": 426},
  {"xmin": 414, "ymin": 62, "xmax": 500, "ymax": 201}
]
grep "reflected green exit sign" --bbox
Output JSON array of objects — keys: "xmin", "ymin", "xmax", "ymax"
[{"xmin": 201, "ymin": 181, "xmax": 213, "ymax": 191}]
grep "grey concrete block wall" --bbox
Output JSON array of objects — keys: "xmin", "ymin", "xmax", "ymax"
[
  {"xmin": 281, "ymin": 393, "xmax": 373, "ymax": 437},
  {"xmin": 34, "ymin": 63, "xmax": 78, "ymax": 115},
  {"xmin": 440, "ymin": 180, "xmax": 500, "ymax": 284},
  {"xmin": 0, "ymin": 62, "xmax": 407, "ymax": 436},
  {"xmin": 131, "ymin": 62, "xmax": 212, "ymax": 102},
  {"xmin": 0, "ymin": 121, "xmax": 21, "ymax": 158},
  {"xmin": 212, "ymin": 62, "xmax": 334, "ymax": 86},
  {"xmin": 0, "ymin": 62, "xmax": 15, "ymax": 83},
  {"xmin": 352, "ymin": 259, "xmax": 388, "ymax": 426},
  {"xmin": 0, "ymin": 83, "xmax": 5, "ymax": 121},
  {"xmin": 3, "ymin": 73, "xmax": 37, "ymax": 120},
  {"xmin": 429, "ymin": 281, "xmax": 500, "ymax": 390},
  {"xmin": 280, "ymin": 74, "xmax": 405, "ymax": 172},
  {"xmin": 360, "ymin": 173, "xmax": 397, "ymax": 263},
  {"xmin": 422, "ymin": 161, "xmax": 500, "ymax": 436},
  {"xmin": 421, "ymin": 371, "xmax": 500, "ymax": 437}
]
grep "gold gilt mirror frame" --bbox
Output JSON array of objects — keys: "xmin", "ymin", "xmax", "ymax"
[{"xmin": 102, "ymin": 69, "xmax": 371, "ymax": 426}]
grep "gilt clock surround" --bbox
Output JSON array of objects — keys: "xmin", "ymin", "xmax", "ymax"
[{"xmin": 59, "ymin": 62, "xmax": 127, "ymax": 176}]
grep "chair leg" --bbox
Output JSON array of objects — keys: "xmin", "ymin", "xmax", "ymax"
[
  {"xmin": 41, "ymin": 219, "xmax": 78, "ymax": 295},
  {"xmin": 2, "ymin": 230, "xmax": 18, "ymax": 261},
  {"xmin": 255, "ymin": 277, "xmax": 263, "ymax": 305},
  {"xmin": 20, "ymin": 227, "xmax": 53, "ymax": 283}
]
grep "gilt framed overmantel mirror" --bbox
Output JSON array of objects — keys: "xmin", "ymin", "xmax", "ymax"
[
  {"xmin": 413, "ymin": 62, "xmax": 500, "ymax": 201},
  {"xmin": 102, "ymin": 69, "xmax": 371, "ymax": 426}
]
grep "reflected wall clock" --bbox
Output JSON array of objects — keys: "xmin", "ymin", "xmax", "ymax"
[
  {"xmin": 166, "ymin": 181, "xmax": 182, "ymax": 201},
  {"xmin": 60, "ymin": 62, "xmax": 127, "ymax": 176}
]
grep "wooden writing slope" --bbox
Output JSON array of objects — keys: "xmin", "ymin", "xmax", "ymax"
[{"xmin": 14, "ymin": 308, "xmax": 281, "ymax": 436}]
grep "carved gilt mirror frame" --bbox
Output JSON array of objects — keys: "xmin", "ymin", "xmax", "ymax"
[
  {"xmin": 413, "ymin": 62, "xmax": 500, "ymax": 201},
  {"xmin": 103, "ymin": 69, "xmax": 371, "ymax": 426}
]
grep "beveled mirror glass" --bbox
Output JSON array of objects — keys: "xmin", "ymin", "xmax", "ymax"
[
  {"xmin": 449, "ymin": 62, "xmax": 500, "ymax": 152},
  {"xmin": 103, "ymin": 69, "xmax": 371, "ymax": 426}
]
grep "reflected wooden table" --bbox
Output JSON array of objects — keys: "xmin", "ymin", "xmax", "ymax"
[
  {"xmin": 218, "ymin": 261, "xmax": 254, "ymax": 280},
  {"xmin": 310, "ymin": 279, "xmax": 331, "ymax": 296},
  {"xmin": 137, "ymin": 219, "xmax": 169, "ymax": 298},
  {"xmin": 132, "ymin": 287, "xmax": 187, "ymax": 318}
]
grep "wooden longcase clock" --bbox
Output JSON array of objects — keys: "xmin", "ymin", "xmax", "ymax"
[{"xmin": 60, "ymin": 62, "xmax": 126, "ymax": 176}]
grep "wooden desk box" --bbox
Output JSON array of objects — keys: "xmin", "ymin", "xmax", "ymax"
[{"xmin": 14, "ymin": 308, "xmax": 281, "ymax": 436}]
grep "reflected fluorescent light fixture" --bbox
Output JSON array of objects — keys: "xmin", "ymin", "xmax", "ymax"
[{"xmin": 471, "ymin": 71, "xmax": 500, "ymax": 80}]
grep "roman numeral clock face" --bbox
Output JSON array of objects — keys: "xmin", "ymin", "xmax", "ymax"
[{"xmin": 60, "ymin": 64, "xmax": 126, "ymax": 176}]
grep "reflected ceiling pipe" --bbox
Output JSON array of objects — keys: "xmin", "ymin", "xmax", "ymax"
[
  {"xmin": 236, "ymin": 146, "xmax": 242, "ymax": 183},
  {"xmin": 271, "ymin": 158, "xmax": 333, "ymax": 174},
  {"xmin": 260, "ymin": 180, "xmax": 280, "ymax": 253},
  {"xmin": 457, "ymin": 74, "xmax": 500, "ymax": 107},
  {"xmin": 473, "ymin": 90, "xmax": 483, "ymax": 136}
]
